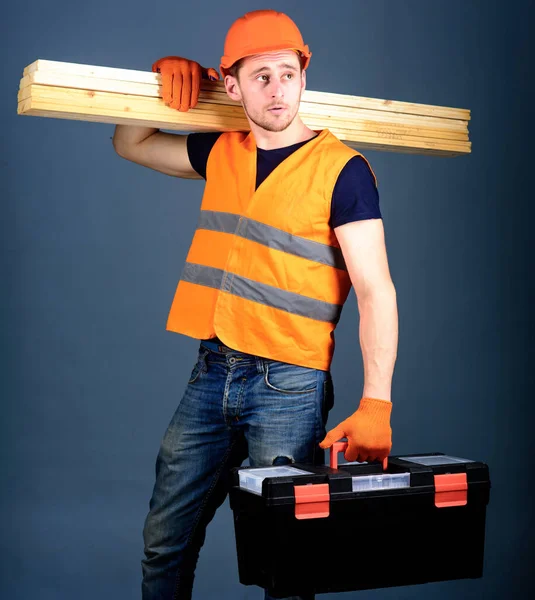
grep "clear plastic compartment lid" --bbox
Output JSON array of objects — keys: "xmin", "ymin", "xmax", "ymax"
[
  {"xmin": 238, "ymin": 466, "xmax": 313, "ymax": 496},
  {"xmin": 398, "ymin": 455, "xmax": 474, "ymax": 466},
  {"xmin": 352, "ymin": 472, "xmax": 411, "ymax": 493}
]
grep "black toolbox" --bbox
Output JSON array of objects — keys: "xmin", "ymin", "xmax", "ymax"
[{"xmin": 229, "ymin": 444, "xmax": 491, "ymax": 598}]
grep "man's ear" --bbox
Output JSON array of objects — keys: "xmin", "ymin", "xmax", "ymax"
[
  {"xmin": 301, "ymin": 68, "xmax": 307, "ymax": 92},
  {"xmin": 225, "ymin": 75, "xmax": 242, "ymax": 102}
]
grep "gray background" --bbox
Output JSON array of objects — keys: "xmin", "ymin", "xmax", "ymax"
[{"xmin": 2, "ymin": 0, "xmax": 533, "ymax": 598}]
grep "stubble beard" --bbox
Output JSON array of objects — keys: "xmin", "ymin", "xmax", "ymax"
[{"xmin": 242, "ymin": 92, "xmax": 301, "ymax": 133}]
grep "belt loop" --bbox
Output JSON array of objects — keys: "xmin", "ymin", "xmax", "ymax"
[{"xmin": 255, "ymin": 356, "xmax": 265, "ymax": 374}]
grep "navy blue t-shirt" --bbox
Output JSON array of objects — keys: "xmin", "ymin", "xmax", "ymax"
[{"xmin": 186, "ymin": 132, "xmax": 382, "ymax": 229}]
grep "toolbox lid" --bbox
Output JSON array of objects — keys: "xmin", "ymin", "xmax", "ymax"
[
  {"xmin": 398, "ymin": 455, "xmax": 474, "ymax": 466},
  {"xmin": 238, "ymin": 466, "xmax": 313, "ymax": 495}
]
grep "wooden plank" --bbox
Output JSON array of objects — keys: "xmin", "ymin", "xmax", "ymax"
[
  {"xmin": 23, "ymin": 59, "xmax": 159, "ymax": 86},
  {"xmin": 20, "ymin": 71, "xmax": 163, "ymax": 100},
  {"xmin": 17, "ymin": 93, "xmax": 470, "ymax": 155},
  {"xmin": 17, "ymin": 101, "xmax": 462, "ymax": 156},
  {"xmin": 19, "ymin": 72, "xmax": 468, "ymax": 133},
  {"xmin": 17, "ymin": 82, "xmax": 468, "ymax": 142},
  {"xmin": 22, "ymin": 59, "xmax": 470, "ymax": 121},
  {"xmin": 16, "ymin": 104, "xmax": 463, "ymax": 157},
  {"xmin": 18, "ymin": 84, "xmax": 470, "ymax": 149},
  {"xmin": 302, "ymin": 88, "xmax": 469, "ymax": 122},
  {"xmin": 192, "ymin": 103, "xmax": 468, "ymax": 140},
  {"xmin": 19, "ymin": 78, "xmax": 468, "ymax": 137}
]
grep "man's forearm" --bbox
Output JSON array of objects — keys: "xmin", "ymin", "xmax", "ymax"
[{"xmin": 357, "ymin": 285, "xmax": 398, "ymax": 402}]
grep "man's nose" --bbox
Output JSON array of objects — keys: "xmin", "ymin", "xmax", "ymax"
[{"xmin": 270, "ymin": 82, "xmax": 284, "ymax": 98}]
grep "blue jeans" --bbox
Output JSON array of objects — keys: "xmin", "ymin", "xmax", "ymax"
[{"xmin": 141, "ymin": 340, "xmax": 334, "ymax": 600}]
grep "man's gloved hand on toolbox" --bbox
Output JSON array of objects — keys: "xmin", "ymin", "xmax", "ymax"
[
  {"xmin": 319, "ymin": 397, "xmax": 392, "ymax": 463},
  {"xmin": 152, "ymin": 56, "xmax": 220, "ymax": 112}
]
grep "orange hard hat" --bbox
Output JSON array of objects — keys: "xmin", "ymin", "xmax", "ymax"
[{"xmin": 220, "ymin": 9, "xmax": 312, "ymax": 77}]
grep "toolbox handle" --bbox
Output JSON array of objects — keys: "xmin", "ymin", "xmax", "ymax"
[{"xmin": 329, "ymin": 440, "xmax": 388, "ymax": 471}]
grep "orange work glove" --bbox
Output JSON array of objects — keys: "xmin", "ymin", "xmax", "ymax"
[
  {"xmin": 319, "ymin": 397, "xmax": 392, "ymax": 463},
  {"xmin": 152, "ymin": 56, "xmax": 220, "ymax": 112}
]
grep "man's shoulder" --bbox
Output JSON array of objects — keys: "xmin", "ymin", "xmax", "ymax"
[
  {"xmin": 318, "ymin": 130, "xmax": 371, "ymax": 169},
  {"xmin": 186, "ymin": 132, "xmax": 225, "ymax": 179},
  {"xmin": 340, "ymin": 155, "xmax": 375, "ymax": 177},
  {"xmin": 187, "ymin": 131, "xmax": 224, "ymax": 152}
]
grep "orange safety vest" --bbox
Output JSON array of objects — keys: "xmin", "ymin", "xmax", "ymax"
[{"xmin": 166, "ymin": 128, "xmax": 378, "ymax": 371}]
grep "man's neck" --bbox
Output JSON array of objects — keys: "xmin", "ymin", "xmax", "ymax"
[{"xmin": 252, "ymin": 117, "xmax": 317, "ymax": 150}]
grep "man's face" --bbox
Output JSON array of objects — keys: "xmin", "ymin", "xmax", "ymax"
[{"xmin": 231, "ymin": 50, "xmax": 306, "ymax": 133}]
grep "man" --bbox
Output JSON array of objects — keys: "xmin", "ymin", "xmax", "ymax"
[{"xmin": 112, "ymin": 9, "xmax": 398, "ymax": 600}]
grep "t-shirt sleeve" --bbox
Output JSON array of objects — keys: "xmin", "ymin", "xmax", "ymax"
[
  {"xmin": 330, "ymin": 156, "xmax": 382, "ymax": 229},
  {"xmin": 186, "ymin": 132, "xmax": 223, "ymax": 179}
]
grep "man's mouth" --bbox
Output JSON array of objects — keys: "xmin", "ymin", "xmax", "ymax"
[{"xmin": 268, "ymin": 106, "xmax": 286, "ymax": 113}]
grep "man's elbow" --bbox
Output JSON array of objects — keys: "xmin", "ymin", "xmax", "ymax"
[
  {"xmin": 356, "ymin": 280, "xmax": 397, "ymax": 305},
  {"xmin": 111, "ymin": 134, "xmax": 126, "ymax": 158}
]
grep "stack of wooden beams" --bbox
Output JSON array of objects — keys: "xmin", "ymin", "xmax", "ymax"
[{"xmin": 17, "ymin": 59, "xmax": 471, "ymax": 156}]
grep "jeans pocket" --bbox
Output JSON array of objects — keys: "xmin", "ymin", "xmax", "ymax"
[
  {"xmin": 263, "ymin": 360, "xmax": 317, "ymax": 394},
  {"xmin": 322, "ymin": 373, "xmax": 335, "ymax": 422},
  {"xmin": 188, "ymin": 348, "xmax": 209, "ymax": 384},
  {"xmin": 188, "ymin": 364, "xmax": 202, "ymax": 385}
]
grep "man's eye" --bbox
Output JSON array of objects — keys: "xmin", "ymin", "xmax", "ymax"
[
  {"xmin": 258, "ymin": 75, "xmax": 269, "ymax": 82},
  {"xmin": 285, "ymin": 73, "xmax": 293, "ymax": 79}
]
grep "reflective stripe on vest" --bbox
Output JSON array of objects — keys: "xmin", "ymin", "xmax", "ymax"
[
  {"xmin": 197, "ymin": 210, "xmax": 348, "ymax": 272},
  {"xmin": 181, "ymin": 262, "xmax": 343, "ymax": 324}
]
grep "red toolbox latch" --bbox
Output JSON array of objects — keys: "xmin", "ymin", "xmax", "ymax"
[
  {"xmin": 434, "ymin": 473, "xmax": 468, "ymax": 508},
  {"xmin": 294, "ymin": 483, "xmax": 330, "ymax": 520}
]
